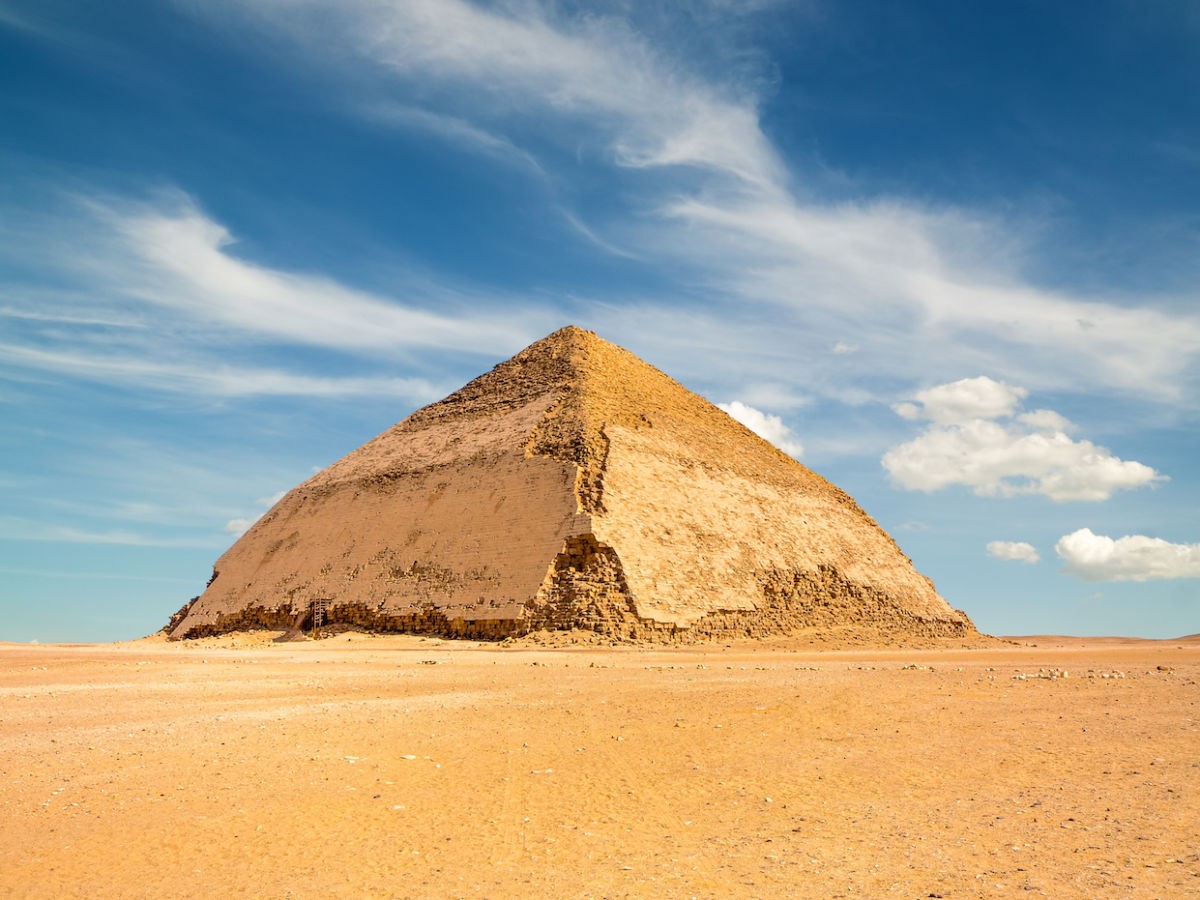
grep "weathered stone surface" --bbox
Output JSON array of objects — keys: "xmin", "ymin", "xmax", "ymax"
[{"xmin": 167, "ymin": 326, "xmax": 975, "ymax": 641}]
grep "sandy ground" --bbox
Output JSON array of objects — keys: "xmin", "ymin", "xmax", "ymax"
[{"xmin": 1, "ymin": 633, "xmax": 1197, "ymax": 898}]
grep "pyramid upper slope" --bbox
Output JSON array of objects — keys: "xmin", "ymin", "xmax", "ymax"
[{"xmin": 315, "ymin": 325, "xmax": 838, "ymax": 503}]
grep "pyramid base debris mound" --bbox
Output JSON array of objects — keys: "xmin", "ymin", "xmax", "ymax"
[{"xmin": 165, "ymin": 559, "xmax": 977, "ymax": 645}]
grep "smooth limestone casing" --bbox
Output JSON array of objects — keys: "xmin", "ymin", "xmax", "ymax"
[
  {"xmin": 595, "ymin": 424, "xmax": 953, "ymax": 626},
  {"xmin": 168, "ymin": 326, "xmax": 975, "ymax": 641},
  {"xmin": 171, "ymin": 397, "xmax": 593, "ymax": 637}
]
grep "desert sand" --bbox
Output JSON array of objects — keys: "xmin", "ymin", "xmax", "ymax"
[{"xmin": 2, "ymin": 633, "xmax": 1197, "ymax": 898}]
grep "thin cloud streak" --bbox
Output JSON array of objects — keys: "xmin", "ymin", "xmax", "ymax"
[
  {"xmin": 0, "ymin": 189, "xmax": 554, "ymax": 401},
  {"xmin": 214, "ymin": 0, "xmax": 785, "ymax": 191},
  {"xmin": 0, "ymin": 566, "xmax": 197, "ymax": 583},
  {"xmin": 0, "ymin": 304, "xmax": 147, "ymax": 329},
  {"xmin": 89, "ymin": 194, "xmax": 530, "ymax": 353},
  {"xmin": 364, "ymin": 102, "xmax": 547, "ymax": 175},
  {"xmin": 0, "ymin": 516, "xmax": 221, "ymax": 548},
  {"xmin": 558, "ymin": 210, "xmax": 642, "ymax": 261},
  {"xmin": 0, "ymin": 342, "xmax": 444, "ymax": 400},
  {"xmin": 659, "ymin": 197, "xmax": 1200, "ymax": 400}
]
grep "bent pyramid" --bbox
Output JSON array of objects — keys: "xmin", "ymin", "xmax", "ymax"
[{"xmin": 167, "ymin": 326, "xmax": 975, "ymax": 641}]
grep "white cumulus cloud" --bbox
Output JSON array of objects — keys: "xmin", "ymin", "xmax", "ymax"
[
  {"xmin": 1056, "ymin": 528, "xmax": 1200, "ymax": 582},
  {"xmin": 223, "ymin": 517, "xmax": 254, "ymax": 537},
  {"xmin": 718, "ymin": 400, "xmax": 804, "ymax": 458},
  {"xmin": 906, "ymin": 376, "xmax": 1027, "ymax": 424},
  {"xmin": 987, "ymin": 540, "xmax": 1040, "ymax": 563},
  {"xmin": 882, "ymin": 376, "xmax": 1164, "ymax": 501},
  {"xmin": 256, "ymin": 490, "xmax": 288, "ymax": 507},
  {"xmin": 225, "ymin": 488, "xmax": 291, "ymax": 539}
]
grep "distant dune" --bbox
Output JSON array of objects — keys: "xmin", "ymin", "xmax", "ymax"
[{"xmin": 1004, "ymin": 634, "xmax": 1200, "ymax": 645}]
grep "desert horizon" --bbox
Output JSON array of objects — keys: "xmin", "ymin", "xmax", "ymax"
[{"xmin": 8, "ymin": 628, "xmax": 1200, "ymax": 649}]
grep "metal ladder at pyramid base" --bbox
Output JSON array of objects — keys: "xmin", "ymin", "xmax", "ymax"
[{"xmin": 309, "ymin": 599, "xmax": 331, "ymax": 638}]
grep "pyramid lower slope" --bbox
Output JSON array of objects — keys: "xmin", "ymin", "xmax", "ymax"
[{"xmin": 167, "ymin": 327, "xmax": 975, "ymax": 641}]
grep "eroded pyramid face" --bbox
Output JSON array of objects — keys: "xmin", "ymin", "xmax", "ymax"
[{"xmin": 167, "ymin": 326, "xmax": 975, "ymax": 641}]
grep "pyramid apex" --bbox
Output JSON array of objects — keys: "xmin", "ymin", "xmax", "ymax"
[
  {"xmin": 524, "ymin": 324, "xmax": 604, "ymax": 353},
  {"xmin": 547, "ymin": 324, "xmax": 593, "ymax": 338}
]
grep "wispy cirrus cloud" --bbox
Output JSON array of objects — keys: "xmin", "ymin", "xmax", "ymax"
[
  {"xmin": 7, "ymin": 2, "xmax": 1200, "ymax": 423},
  {"xmin": 86, "ymin": 193, "xmax": 532, "ymax": 353},
  {"xmin": 192, "ymin": 0, "xmax": 1200, "ymax": 408},
  {"xmin": 251, "ymin": 0, "xmax": 785, "ymax": 189},
  {"xmin": 363, "ymin": 102, "xmax": 547, "ymax": 176},
  {"xmin": 0, "ymin": 189, "xmax": 548, "ymax": 398},
  {"xmin": 10, "ymin": 2, "xmax": 1198, "ymax": 414},
  {"xmin": 0, "ymin": 516, "xmax": 220, "ymax": 548},
  {"xmin": 0, "ymin": 341, "xmax": 444, "ymax": 400},
  {"xmin": 0, "ymin": 566, "xmax": 197, "ymax": 583},
  {"xmin": 654, "ymin": 196, "xmax": 1200, "ymax": 400},
  {"xmin": 0, "ymin": 340, "xmax": 446, "ymax": 400}
]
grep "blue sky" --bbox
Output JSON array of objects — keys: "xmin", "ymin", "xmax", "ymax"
[{"xmin": 2, "ymin": 0, "xmax": 1197, "ymax": 641}]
